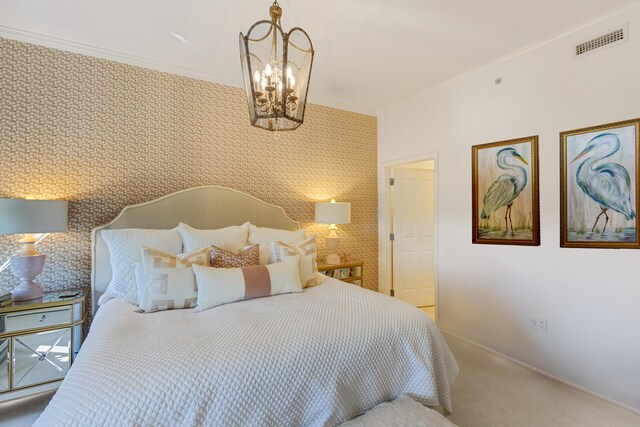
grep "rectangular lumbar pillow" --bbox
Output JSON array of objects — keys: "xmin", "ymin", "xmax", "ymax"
[
  {"xmin": 100, "ymin": 228, "xmax": 183, "ymax": 304},
  {"xmin": 137, "ymin": 246, "xmax": 210, "ymax": 313},
  {"xmin": 178, "ymin": 222, "xmax": 250, "ymax": 253},
  {"xmin": 210, "ymin": 244, "xmax": 259, "ymax": 268},
  {"xmin": 270, "ymin": 234, "xmax": 321, "ymax": 288},
  {"xmin": 248, "ymin": 224, "xmax": 306, "ymax": 265},
  {"xmin": 193, "ymin": 256, "xmax": 301, "ymax": 311}
]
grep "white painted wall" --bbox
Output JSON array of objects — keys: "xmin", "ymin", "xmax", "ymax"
[{"xmin": 378, "ymin": 4, "xmax": 640, "ymax": 411}]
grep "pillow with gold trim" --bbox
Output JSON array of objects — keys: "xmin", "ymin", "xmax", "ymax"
[
  {"xmin": 210, "ymin": 244, "xmax": 259, "ymax": 268},
  {"xmin": 270, "ymin": 234, "xmax": 321, "ymax": 288},
  {"xmin": 193, "ymin": 256, "xmax": 301, "ymax": 311},
  {"xmin": 99, "ymin": 227, "xmax": 182, "ymax": 305},
  {"xmin": 248, "ymin": 225, "xmax": 306, "ymax": 265},
  {"xmin": 138, "ymin": 246, "xmax": 210, "ymax": 313}
]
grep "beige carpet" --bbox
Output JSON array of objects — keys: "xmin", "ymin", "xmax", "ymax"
[
  {"xmin": 0, "ymin": 390, "xmax": 55, "ymax": 427},
  {"xmin": 1, "ymin": 333, "xmax": 639, "ymax": 427},
  {"xmin": 444, "ymin": 333, "xmax": 640, "ymax": 427}
]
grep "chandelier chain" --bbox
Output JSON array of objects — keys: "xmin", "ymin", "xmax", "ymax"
[{"xmin": 269, "ymin": 1, "xmax": 282, "ymax": 24}]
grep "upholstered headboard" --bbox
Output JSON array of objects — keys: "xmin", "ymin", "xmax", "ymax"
[{"xmin": 91, "ymin": 186, "xmax": 299, "ymax": 313}]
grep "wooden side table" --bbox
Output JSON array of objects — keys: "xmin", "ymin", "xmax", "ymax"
[
  {"xmin": 318, "ymin": 260, "xmax": 364, "ymax": 286},
  {"xmin": 0, "ymin": 290, "xmax": 86, "ymax": 401}
]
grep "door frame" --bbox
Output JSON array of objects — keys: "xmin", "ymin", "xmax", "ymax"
[{"xmin": 378, "ymin": 151, "xmax": 440, "ymax": 317}]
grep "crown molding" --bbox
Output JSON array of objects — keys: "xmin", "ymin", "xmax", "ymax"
[
  {"xmin": 378, "ymin": 0, "xmax": 640, "ymax": 115},
  {"xmin": 0, "ymin": 26, "xmax": 241, "ymax": 87},
  {"xmin": 0, "ymin": 25, "xmax": 377, "ymax": 117},
  {"xmin": 308, "ymin": 95, "xmax": 378, "ymax": 117}
]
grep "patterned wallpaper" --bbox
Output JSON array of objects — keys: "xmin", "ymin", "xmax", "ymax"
[{"xmin": 0, "ymin": 38, "xmax": 378, "ymax": 314}]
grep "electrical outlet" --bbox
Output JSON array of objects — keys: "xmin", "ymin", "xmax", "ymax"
[
  {"xmin": 530, "ymin": 317, "xmax": 538, "ymax": 329},
  {"xmin": 538, "ymin": 319, "xmax": 547, "ymax": 332}
]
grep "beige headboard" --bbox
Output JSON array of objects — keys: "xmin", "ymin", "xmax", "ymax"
[{"xmin": 91, "ymin": 186, "xmax": 299, "ymax": 313}]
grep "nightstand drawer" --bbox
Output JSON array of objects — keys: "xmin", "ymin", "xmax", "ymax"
[{"xmin": 4, "ymin": 307, "xmax": 71, "ymax": 333}]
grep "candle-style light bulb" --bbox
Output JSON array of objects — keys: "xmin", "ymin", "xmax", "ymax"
[
  {"xmin": 265, "ymin": 64, "xmax": 273, "ymax": 76},
  {"xmin": 286, "ymin": 66, "xmax": 293, "ymax": 78},
  {"xmin": 289, "ymin": 75, "xmax": 296, "ymax": 87},
  {"xmin": 253, "ymin": 70, "xmax": 260, "ymax": 83}
]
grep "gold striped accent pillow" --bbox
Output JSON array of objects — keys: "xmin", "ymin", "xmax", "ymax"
[
  {"xmin": 138, "ymin": 246, "xmax": 210, "ymax": 313},
  {"xmin": 270, "ymin": 234, "xmax": 321, "ymax": 288}
]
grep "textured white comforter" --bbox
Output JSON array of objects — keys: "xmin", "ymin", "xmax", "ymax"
[{"xmin": 35, "ymin": 279, "xmax": 458, "ymax": 427}]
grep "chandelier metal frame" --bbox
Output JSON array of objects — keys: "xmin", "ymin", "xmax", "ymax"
[{"xmin": 240, "ymin": 1, "xmax": 314, "ymax": 131}]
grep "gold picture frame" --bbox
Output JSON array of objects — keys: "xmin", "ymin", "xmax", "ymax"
[
  {"xmin": 560, "ymin": 118, "xmax": 640, "ymax": 249},
  {"xmin": 472, "ymin": 136, "xmax": 540, "ymax": 246}
]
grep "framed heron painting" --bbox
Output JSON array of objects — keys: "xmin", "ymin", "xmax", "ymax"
[
  {"xmin": 560, "ymin": 118, "xmax": 640, "ymax": 249},
  {"xmin": 472, "ymin": 136, "xmax": 540, "ymax": 246}
]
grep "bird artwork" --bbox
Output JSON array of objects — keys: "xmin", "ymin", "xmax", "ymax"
[
  {"xmin": 571, "ymin": 133, "xmax": 636, "ymax": 234},
  {"xmin": 480, "ymin": 147, "xmax": 529, "ymax": 235}
]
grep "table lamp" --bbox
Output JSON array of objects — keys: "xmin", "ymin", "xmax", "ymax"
[
  {"xmin": 0, "ymin": 198, "xmax": 68, "ymax": 301},
  {"xmin": 315, "ymin": 199, "xmax": 351, "ymax": 265}
]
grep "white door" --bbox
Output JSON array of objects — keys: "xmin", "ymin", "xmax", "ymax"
[{"xmin": 391, "ymin": 167, "xmax": 435, "ymax": 307}]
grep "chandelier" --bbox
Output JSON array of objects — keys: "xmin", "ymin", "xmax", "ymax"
[{"xmin": 240, "ymin": 1, "xmax": 314, "ymax": 131}]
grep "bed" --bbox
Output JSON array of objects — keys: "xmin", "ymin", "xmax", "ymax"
[{"xmin": 35, "ymin": 186, "xmax": 458, "ymax": 426}]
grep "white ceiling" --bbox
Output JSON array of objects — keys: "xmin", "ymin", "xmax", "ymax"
[{"xmin": 0, "ymin": 0, "xmax": 633, "ymax": 114}]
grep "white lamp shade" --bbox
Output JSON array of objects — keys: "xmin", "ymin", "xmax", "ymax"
[
  {"xmin": 315, "ymin": 201, "xmax": 351, "ymax": 225},
  {"xmin": 0, "ymin": 199, "xmax": 68, "ymax": 235}
]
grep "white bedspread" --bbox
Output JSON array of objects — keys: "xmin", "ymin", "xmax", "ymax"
[{"xmin": 35, "ymin": 279, "xmax": 458, "ymax": 427}]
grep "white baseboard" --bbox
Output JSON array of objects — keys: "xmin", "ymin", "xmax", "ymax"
[{"xmin": 440, "ymin": 329, "xmax": 640, "ymax": 416}]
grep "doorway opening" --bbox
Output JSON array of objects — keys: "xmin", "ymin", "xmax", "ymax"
[{"xmin": 380, "ymin": 155, "xmax": 438, "ymax": 321}]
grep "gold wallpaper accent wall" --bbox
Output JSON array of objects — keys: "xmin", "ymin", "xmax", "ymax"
[{"xmin": 0, "ymin": 38, "xmax": 378, "ymax": 312}]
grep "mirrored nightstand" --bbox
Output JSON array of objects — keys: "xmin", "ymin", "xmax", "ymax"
[{"xmin": 0, "ymin": 290, "xmax": 86, "ymax": 400}]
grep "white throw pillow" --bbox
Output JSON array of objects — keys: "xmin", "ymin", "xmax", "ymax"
[
  {"xmin": 178, "ymin": 222, "xmax": 250, "ymax": 253},
  {"xmin": 193, "ymin": 256, "xmax": 301, "ymax": 311},
  {"xmin": 121, "ymin": 263, "xmax": 145, "ymax": 306},
  {"xmin": 137, "ymin": 246, "xmax": 210, "ymax": 313},
  {"xmin": 270, "ymin": 234, "xmax": 321, "ymax": 288},
  {"xmin": 121, "ymin": 262, "xmax": 151, "ymax": 306},
  {"xmin": 101, "ymin": 228, "xmax": 182, "ymax": 301},
  {"xmin": 248, "ymin": 224, "xmax": 306, "ymax": 265}
]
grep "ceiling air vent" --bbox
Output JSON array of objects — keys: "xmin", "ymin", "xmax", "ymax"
[{"xmin": 575, "ymin": 26, "xmax": 627, "ymax": 57}]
